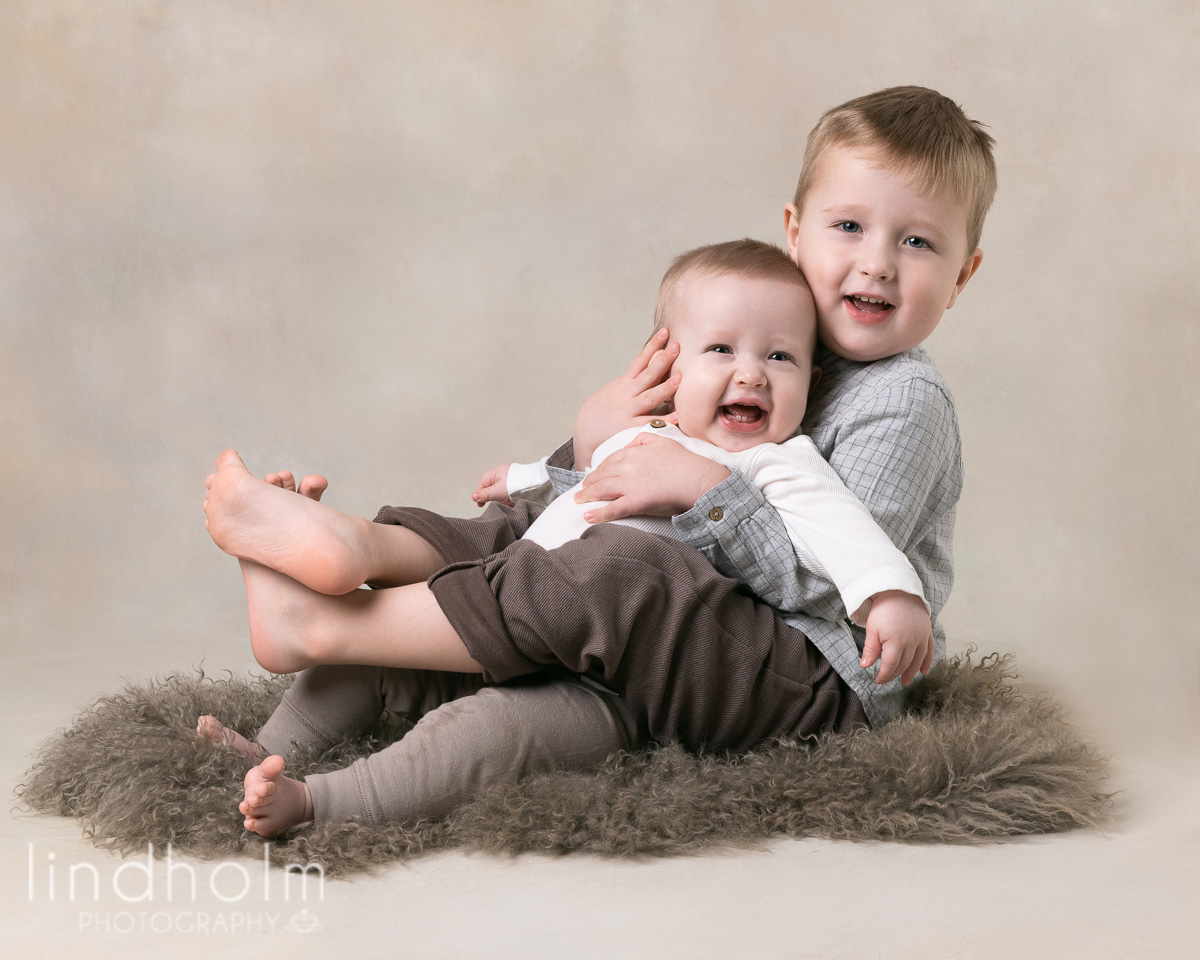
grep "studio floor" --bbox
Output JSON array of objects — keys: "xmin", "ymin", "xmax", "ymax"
[{"xmin": 3, "ymin": 634, "xmax": 1197, "ymax": 960}]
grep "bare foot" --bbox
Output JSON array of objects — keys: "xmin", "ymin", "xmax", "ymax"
[
  {"xmin": 196, "ymin": 715, "xmax": 269, "ymax": 769},
  {"xmin": 237, "ymin": 558, "xmax": 326, "ymax": 674},
  {"xmin": 203, "ymin": 449, "xmax": 375, "ymax": 595},
  {"xmin": 240, "ymin": 755, "xmax": 314, "ymax": 838}
]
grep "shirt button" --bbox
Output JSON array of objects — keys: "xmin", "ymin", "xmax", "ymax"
[
  {"xmin": 649, "ymin": 419, "xmax": 667, "ymax": 428},
  {"xmin": 708, "ymin": 507, "xmax": 724, "ymax": 521}
]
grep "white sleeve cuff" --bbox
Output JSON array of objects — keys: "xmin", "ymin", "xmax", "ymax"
[{"xmin": 506, "ymin": 458, "xmax": 553, "ymax": 504}]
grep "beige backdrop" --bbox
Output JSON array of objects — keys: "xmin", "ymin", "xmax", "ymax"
[{"xmin": 2, "ymin": 0, "xmax": 1197, "ymax": 754}]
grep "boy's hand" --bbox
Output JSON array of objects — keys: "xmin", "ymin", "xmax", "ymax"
[
  {"xmin": 472, "ymin": 465, "xmax": 514, "ymax": 508},
  {"xmin": 575, "ymin": 434, "xmax": 731, "ymax": 522},
  {"xmin": 573, "ymin": 328, "xmax": 681, "ymax": 468},
  {"xmin": 861, "ymin": 590, "xmax": 935, "ymax": 686}
]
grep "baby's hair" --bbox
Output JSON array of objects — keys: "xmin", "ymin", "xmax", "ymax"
[
  {"xmin": 792, "ymin": 86, "xmax": 997, "ymax": 253},
  {"xmin": 653, "ymin": 238, "xmax": 807, "ymax": 332}
]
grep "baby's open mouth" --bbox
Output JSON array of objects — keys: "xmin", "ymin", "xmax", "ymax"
[{"xmin": 721, "ymin": 403, "xmax": 765, "ymax": 425}]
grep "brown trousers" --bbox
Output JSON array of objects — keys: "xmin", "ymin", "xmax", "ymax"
[{"xmin": 378, "ymin": 501, "xmax": 865, "ymax": 754}]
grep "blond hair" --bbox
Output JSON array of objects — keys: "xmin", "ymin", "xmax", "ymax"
[
  {"xmin": 792, "ymin": 86, "xmax": 997, "ymax": 253},
  {"xmin": 653, "ymin": 238, "xmax": 808, "ymax": 332}
]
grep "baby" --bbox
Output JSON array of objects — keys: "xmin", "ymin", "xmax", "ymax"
[
  {"xmin": 521, "ymin": 238, "xmax": 931, "ymax": 640},
  {"xmin": 201, "ymin": 237, "xmax": 931, "ymax": 836}
]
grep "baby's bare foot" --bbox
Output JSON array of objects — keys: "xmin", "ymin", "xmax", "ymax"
[
  {"xmin": 196, "ymin": 715, "xmax": 268, "ymax": 769},
  {"xmin": 240, "ymin": 755, "xmax": 313, "ymax": 838},
  {"xmin": 204, "ymin": 449, "xmax": 371, "ymax": 595}
]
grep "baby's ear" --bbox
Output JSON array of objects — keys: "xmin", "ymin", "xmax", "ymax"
[{"xmin": 808, "ymin": 365, "xmax": 823, "ymax": 394}]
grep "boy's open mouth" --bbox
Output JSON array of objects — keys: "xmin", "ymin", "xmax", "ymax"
[
  {"xmin": 719, "ymin": 403, "xmax": 766, "ymax": 432},
  {"xmin": 845, "ymin": 294, "xmax": 894, "ymax": 323}
]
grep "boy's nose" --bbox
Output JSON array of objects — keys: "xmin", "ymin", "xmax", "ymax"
[{"xmin": 857, "ymin": 241, "xmax": 895, "ymax": 281}]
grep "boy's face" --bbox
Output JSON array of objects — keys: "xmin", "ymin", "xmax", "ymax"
[
  {"xmin": 784, "ymin": 145, "xmax": 983, "ymax": 362},
  {"xmin": 667, "ymin": 270, "xmax": 818, "ymax": 452}
]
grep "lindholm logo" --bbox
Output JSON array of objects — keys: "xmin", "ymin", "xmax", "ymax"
[{"xmin": 29, "ymin": 844, "xmax": 324, "ymax": 902}]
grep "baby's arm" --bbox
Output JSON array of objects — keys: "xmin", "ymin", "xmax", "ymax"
[{"xmin": 673, "ymin": 377, "xmax": 958, "ymax": 684}]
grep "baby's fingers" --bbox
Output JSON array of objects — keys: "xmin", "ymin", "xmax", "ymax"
[
  {"xmin": 873, "ymin": 639, "xmax": 905, "ymax": 686},
  {"xmin": 860, "ymin": 632, "xmax": 882, "ymax": 671}
]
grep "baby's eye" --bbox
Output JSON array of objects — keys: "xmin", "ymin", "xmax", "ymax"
[
  {"xmin": 835, "ymin": 221, "xmax": 861, "ymax": 234},
  {"xmin": 768, "ymin": 351, "xmax": 792, "ymax": 363},
  {"xmin": 904, "ymin": 235, "xmax": 931, "ymax": 249},
  {"xmin": 707, "ymin": 344, "xmax": 732, "ymax": 354}
]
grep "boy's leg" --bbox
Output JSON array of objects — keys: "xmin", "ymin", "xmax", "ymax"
[
  {"xmin": 239, "ymin": 559, "xmax": 485, "ymax": 675},
  {"xmin": 425, "ymin": 524, "xmax": 867, "ymax": 753},
  {"xmin": 238, "ymin": 500, "xmax": 551, "ymax": 675}
]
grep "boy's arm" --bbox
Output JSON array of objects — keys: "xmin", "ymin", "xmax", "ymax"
[{"xmin": 475, "ymin": 331, "xmax": 681, "ymax": 508}]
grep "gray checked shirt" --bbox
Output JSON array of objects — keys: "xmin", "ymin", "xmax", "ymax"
[{"xmin": 544, "ymin": 345, "xmax": 963, "ymax": 727}]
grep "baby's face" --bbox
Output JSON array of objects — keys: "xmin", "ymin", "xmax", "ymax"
[
  {"xmin": 786, "ymin": 145, "xmax": 981, "ymax": 362},
  {"xmin": 667, "ymin": 270, "xmax": 817, "ymax": 452}
]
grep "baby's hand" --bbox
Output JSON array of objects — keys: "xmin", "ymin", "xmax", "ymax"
[
  {"xmin": 472, "ymin": 464, "xmax": 514, "ymax": 508},
  {"xmin": 860, "ymin": 590, "xmax": 934, "ymax": 686}
]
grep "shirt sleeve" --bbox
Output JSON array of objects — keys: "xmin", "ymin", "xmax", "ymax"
[
  {"xmin": 545, "ymin": 438, "xmax": 586, "ymax": 497},
  {"xmin": 673, "ymin": 376, "xmax": 957, "ymax": 621},
  {"xmin": 738, "ymin": 437, "xmax": 927, "ymax": 624}
]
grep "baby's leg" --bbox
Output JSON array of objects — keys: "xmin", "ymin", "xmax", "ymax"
[
  {"xmin": 203, "ymin": 449, "xmax": 441, "ymax": 594},
  {"xmin": 300, "ymin": 675, "xmax": 638, "ymax": 827},
  {"xmin": 253, "ymin": 664, "xmax": 487, "ymax": 759},
  {"xmin": 239, "ymin": 559, "xmax": 483, "ymax": 675}
]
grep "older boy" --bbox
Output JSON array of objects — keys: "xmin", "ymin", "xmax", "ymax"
[{"xmin": 206, "ymin": 86, "xmax": 994, "ymax": 837}]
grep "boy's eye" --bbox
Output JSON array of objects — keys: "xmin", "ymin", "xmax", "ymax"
[
  {"xmin": 768, "ymin": 351, "xmax": 792, "ymax": 363},
  {"xmin": 835, "ymin": 221, "xmax": 861, "ymax": 234},
  {"xmin": 708, "ymin": 344, "xmax": 732, "ymax": 354},
  {"xmin": 904, "ymin": 236, "xmax": 931, "ymax": 249}
]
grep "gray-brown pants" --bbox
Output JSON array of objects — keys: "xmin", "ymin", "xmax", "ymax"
[
  {"xmin": 384, "ymin": 502, "xmax": 865, "ymax": 753},
  {"xmin": 265, "ymin": 500, "xmax": 863, "ymax": 824},
  {"xmin": 258, "ymin": 664, "xmax": 636, "ymax": 824}
]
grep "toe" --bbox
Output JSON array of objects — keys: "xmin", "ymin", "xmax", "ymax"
[
  {"xmin": 298, "ymin": 475, "xmax": 328, "ymax": 501},
  {"xmin": 276, "ymin": 470, "xmax": 297, "ymax": 492},
  {"xmin": 215, "ymin": 449, "xmax": 247, "ymax": 471}
]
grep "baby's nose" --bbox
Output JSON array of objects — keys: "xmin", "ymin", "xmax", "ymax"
[{"xmin": 735, "ymin": 365, "xmax": 766, "ymax": 387}]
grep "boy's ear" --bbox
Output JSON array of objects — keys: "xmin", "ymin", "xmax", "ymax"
[
  {"xmin": 783, "ymin": 203, "xmax": 801, "ymax": 262},
  {"xmin": 945, "ymin": 248, "xmax": 984, "ymax": 309},
  {"xmin": 808, "ymin": 364, "xmax": 822, "ymax": 394}
]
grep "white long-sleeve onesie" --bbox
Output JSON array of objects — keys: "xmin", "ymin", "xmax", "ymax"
[{"xmin": 515, "ymin": 421, "xmax": 926, "ymax": 626}]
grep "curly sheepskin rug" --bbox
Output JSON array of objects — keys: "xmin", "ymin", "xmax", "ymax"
[{"xmin": 17, "ymin": 652, "xmax": 1111, "ymax": 877}]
